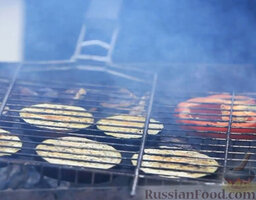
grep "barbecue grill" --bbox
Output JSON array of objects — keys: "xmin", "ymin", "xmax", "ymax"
[{"xmin": 0, "ymin": 61, "xmax": 255, "ymax": 199}]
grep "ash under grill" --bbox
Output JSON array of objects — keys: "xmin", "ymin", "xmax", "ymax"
[{"xmin": 0, "ymin": 62, "xmax": 255, "ymax": 197}]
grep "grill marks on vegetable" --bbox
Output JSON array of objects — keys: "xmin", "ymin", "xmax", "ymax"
[
  {"xmin": 97, "ymin": 115, "xmax": 164, "ymax": 139},
  {"xmin": 0, "ymin": 129, "xmax": 22, "ymax": 157},
  {"xmin": 176, "ymin": 94, "xmax": 256, "ymax": 139},
  {"xmin": 12, "ymin": 92, "xmax": 254, "ymax": 181},
  {"xmin": 131, "ymin": 147, "xmax": 219, "ymax": 178},
  {"xmin": 19, "ymin": 104, "xmax": 94, "ymax": 131},
  {"xmin": 36, "ymin": 137, "xmax": 122, "ymax": 169}
]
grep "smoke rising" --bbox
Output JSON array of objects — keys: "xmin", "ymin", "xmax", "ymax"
[
  {"xmin": 24, "ymin": 0, "xmax": 256, "ymax": 92},
  {"xmin": 116, "ymin": 0, "xmax": 256, "ymax": 64},
  {"xmin": 25, "ymin": 0, "xmax": 256, "ymax": 64}
]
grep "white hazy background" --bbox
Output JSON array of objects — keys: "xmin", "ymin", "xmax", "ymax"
[{"xmin": 0, "ymin": 0, "xmax": 24, "ymax": 62}]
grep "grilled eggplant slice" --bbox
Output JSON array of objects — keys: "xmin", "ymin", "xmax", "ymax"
[
  {"xmin": 131, "ymin": 147, "xmax": 219, "ymax": 178},
  {"xmin": 36, "ymin": 137, "xmax": 122, "ymax": 169},
  {"xmin": 0, "ymin": 129, "xmax": 22, "ymax": 156},
  {"xmin": 97, "ymin": 115, "xmax": 163, "ymax": 139},
  {"xmin": 19, "ymin": 104, "xmax": 94, "ymax": 131}
]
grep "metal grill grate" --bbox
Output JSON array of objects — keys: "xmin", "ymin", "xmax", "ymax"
[
  {"xmin": 149, "ymin": 90, "xmax": 256, "ymax": 185},
  {"xmin": 0, "ymin": 62, "xmax": 255, "ymax": 196}
]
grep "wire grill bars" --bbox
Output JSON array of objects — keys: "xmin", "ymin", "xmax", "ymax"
[
  {"xmin": 151, "ymin": 91, "xmax": 256, "ymax": 185},
  {"xmin": 0, "ymin": 62, "xmax": 255, "ymax": 196}
]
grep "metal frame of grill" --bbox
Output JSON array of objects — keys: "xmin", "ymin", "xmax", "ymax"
[{"xmin": 0, "ymin": 62, "xmax": 255, "ymax": 197}]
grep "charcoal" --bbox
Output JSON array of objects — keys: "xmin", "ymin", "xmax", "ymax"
[
  {"xmin": 23, "ymin": 167, "xmax": 41, "ymax": 189},
  {"xmin": 18, "ymin": 87, "xmax": 38, "ymax": 96},
  {"xmin": 64, "ymin": 88, "xmax": 87, "ymax": 100},
  {"xmin": 37, "ymin": 88, "xmax": 58, "ymax": 98},
  {"xmin": 45, "ymin": 176, "xmax": 71, "ymax": 188},
  {"xmin": 0, "ymin": 166, "xmax": 10, "ymax": 189}
]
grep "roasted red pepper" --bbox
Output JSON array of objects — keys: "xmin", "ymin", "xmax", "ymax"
[{"xmin": 175, "ymin": 94, "xmax": 256, "ymax": 139}]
